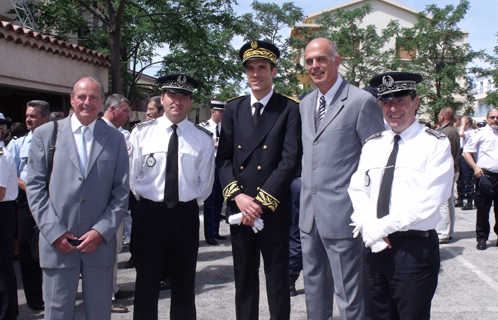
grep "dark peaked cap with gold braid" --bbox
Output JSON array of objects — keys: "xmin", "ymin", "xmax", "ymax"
[
  {"xmin": 239, "ymin": 40, "xmax": 280, "ymax": 66},
  {"xmin": 157, "ymin": 73, "xmax": 200, "ymax": 95},
  {"xmin": 370, "ymin": 72, "xmax": 422, "ymax": 101}
]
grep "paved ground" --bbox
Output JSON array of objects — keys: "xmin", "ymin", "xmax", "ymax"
[{"xmin": 15, "ymin": 204, "xmax": 498, "ymax": 319}]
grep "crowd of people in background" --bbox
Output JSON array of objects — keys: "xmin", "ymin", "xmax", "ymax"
[{"xmin": 0, "ymin": 37, "xmax": 498, "ymax": 320}]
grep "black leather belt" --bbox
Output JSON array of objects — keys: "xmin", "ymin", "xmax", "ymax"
[{"xmin": 390, "ymin": 230, "xmax": 432, "ymax": 238}]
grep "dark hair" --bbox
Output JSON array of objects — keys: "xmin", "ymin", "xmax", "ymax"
[
  {"xmin": 148, "ymin": 96, "xmax": 163, "ymax": 111},
  {"xmin": 49, "ymin": 111, "xmax": 64, "ymax": 121}
]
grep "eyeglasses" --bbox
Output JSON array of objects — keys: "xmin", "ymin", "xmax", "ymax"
[{"xmin": 489, "ymin": 116, "xmax": 498, "ymax": 120}]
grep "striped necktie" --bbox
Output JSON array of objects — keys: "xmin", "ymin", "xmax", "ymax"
[{"xmin": 315, "ymin": 96, "xmax": 326, "ymax": 132}]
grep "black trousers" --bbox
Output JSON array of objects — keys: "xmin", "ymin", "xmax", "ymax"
[
  {"xmin": 0, "ymin": 201, "xmax": 18, "ymax": 320},
  {"xmin": 133, "ymin": 199, "xmax": 199, "ymax": 320},
  {"xmin": 16, "ymin": 191, "xmax": 43, "ymax": 306},
  {"xmin": 475, "ymin": 172, "xmax": 498, "ymax": 241},
  {"xmin": 363, "ymin": 230, "xmax": 440, "ymax": 320},
  {"xmin": 203, "ymin": 168, "xmax": 224, "ymax": 239},
  {"xmin": 456, "ymin": 154, "xmax": 475, "ymax": 199},
  {"xmin": 289, "ymin": 179, "xmax": 302, "ymax": 284},
  {"xmin": 231, "ymin": 223, "xmax": 290, "ymax": 320}
]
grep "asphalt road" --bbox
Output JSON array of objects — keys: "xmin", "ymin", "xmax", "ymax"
[{"xmin": 15, "ymin": 203, "xmax": 498, "ymax": 319}]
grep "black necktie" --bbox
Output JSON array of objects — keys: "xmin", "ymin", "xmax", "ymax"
[
  {"xmin": 164, "ymin": 124, "xmax": 179, "ymax": 206},
  {"xmin": 215, "ymin": 124, "xmax": 220, "ymax": 138},
  {"xmin": 252, "ymin": 102, "xmax": 264, "ymax": 127},
  {"xmin": 377, "ymin": 135, "xmax": 401, "ymax": 218}
]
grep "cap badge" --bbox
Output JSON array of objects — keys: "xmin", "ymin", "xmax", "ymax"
[
  {"xmin": 177, "ymin": 75, "xmax": 187, "ymax": 85},
  {"xmin": 382, "ymin": 75, "xmax": 394, "ymax": 88},
  {"xmin": 251, "ymin": 40, "xmax": 258, "ymax": 49}
]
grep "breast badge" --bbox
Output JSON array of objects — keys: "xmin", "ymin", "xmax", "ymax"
[{"xmin": 146, "ymin": 154, "xmax": 156, "ymax": 167}]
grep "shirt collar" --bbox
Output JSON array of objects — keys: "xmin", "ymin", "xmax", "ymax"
[
  {"xmin": 485, "ymin": 124, "xmax": 498, "ymax": 135},
  {"xmin": 71, "ymin": 114, "xmax": 96, "ymax": 133},
  {"xmin": 251, "ymin": 89, "xmax": 273, "ymax": 107},
  {"xmin": 386, "ymin": 117, "xmax": 420, "ymax": 142},
  {"xmin": 320, "ymin": 75, "xmax": 343, "ymax": 105},
  {"xmin": 160, "ymin": 115, "xmax": 189, "ymax": 133},
  {"xmin": 101, "ymin": 116, "xmax": 117, "ymax": 129}
]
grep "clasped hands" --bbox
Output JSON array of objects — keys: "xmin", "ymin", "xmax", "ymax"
[
  {"xmin": 53, "ymin": 230, "xmax": 104, "ymax": 253},
  {"xmin": 350, "ymin": 219, "xmax": 392, "ymax": 253}
]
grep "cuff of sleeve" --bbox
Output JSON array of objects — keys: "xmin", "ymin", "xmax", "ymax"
[
  {"xmin": 255, "ymin": 189, "xmax": 280, "ymax": 212},
  {"xmin": 380, "ymin": 215, "xmax": 398, "ymax": 235},
  {"xmin": 223, "ymin": 181, "xmax": 241, "ymax": 202}
]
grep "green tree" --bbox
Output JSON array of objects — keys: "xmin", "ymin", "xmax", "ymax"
[
  {"xmin": 237, "ymin": 1, "xmax": 308, "ymax": 97},
  {"xmin": 473, "ymin": 34, "xmax": 498, "ymax": 109},
  {"xmin": 29, "ymin": 0, "xmax": 237, "ymax": 99},
  {"xmin": 290, "ymin": 3, "xmax": 401, "ymax": 87},
  {"xmin": 396, "ymin": 0, "xmax": 484, "ymax": 122}
]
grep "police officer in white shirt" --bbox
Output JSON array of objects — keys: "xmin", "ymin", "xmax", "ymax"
[
  {"xmin": 199, "ymin": 101, "xmax": 226, "ymax": 245},
  {"xmin": 129, "ymin": 74, "xmax": 215, "ymax": 320},
  {"xmin": 0, "ymin": 113, "xmax": 18, "ymax": 319},
  {"xmin": 348, "ymin": 72, "xmax": 454, "ymax": 320},
  {"xmin": 463, "ymin": 108, "xmax": 498, "ymax": 250}
]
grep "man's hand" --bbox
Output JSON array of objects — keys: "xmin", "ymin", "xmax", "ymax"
[
  {"xmin": 53, "ymin": 232, "xmax": 77, "ymax": 253},
  {"xmin": 234, "ymin": 194, "xmax": 263, "ymax": 226},
  {"xmin": 77, "ymin": 230, "xmax": 104, "ymax": 253},
  {"xmin": 474, "ymin": 166, "xmax": 484, "ymax": 179},
  {"xmin": 18, "ymin": 178, "xmax": 26, "ymax": 192}
]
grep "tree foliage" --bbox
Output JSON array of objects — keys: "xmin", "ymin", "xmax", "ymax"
[
  {"xmin": 290, "ymin": 3, "xmax": 400, "ymax": 87},
  {"xmin": 472, "ymin": 34, "xmax": 498, "ymax": 109},
  {"xmin": 396, "ymin": 0, "xmax": 484, "ymax": 122},
  {"xmin": 29, "ymin": 0, "xmax": 237, "ymax": 101}
]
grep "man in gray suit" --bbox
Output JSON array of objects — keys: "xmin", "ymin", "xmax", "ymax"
[
  {"xmin": 299, "ymin": 38, "xmax": 384, "ymax": 320},
  {"xmin": 26, "ymin": 76, "xmax": 130, "ymax": 319}
]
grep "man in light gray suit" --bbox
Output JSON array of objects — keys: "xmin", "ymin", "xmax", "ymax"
[
  {"xmin": 26, "ymin": 76, "xmax": 130, "ymax": 320},
  {"xmin": 299, "ymin": 38, "xmax": 384, "ymax": 320}
]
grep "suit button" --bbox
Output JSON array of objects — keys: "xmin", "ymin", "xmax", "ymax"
[
  {"xmin": 79, "ymin": 177, "xmax": 83, "ymax": 181},
  {"xmin": 238, "ymin": 145, "xmax": 242, "ymax": 149},
  {"xmin": 257, "ymin": 166, "xmax": 262, "ymax": 170},
  {"xmin": 312, "ymin": 165, "xmax": 316, "ymax": 170},
  {"xmin": 313, "ymin": 141, "xmax": 318, "ymax": 146},
  {"xmin": 312, "ymin": 189, "xmax": 316, "ymax": 194},
  {"xmin": 257, "ymin": 187, "xmax": 260, "ymax": 191},
  {"xmin": 240, "ymin": 166, "xmax": 244, "ymax": 170},
  {"xmin": 80, "ymin": 198, "xmax": 85, "ymax": 203},
  {"xmin": 240, "ymin": 185, "xmax": 243, "ymax": 189},
  {"xmin": 263, "ymin": 145, "xmax": 268, "ymax": 150}
]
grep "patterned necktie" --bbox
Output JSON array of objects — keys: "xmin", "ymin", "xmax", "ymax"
[
  {"xmin": 315, "ymin": 96, "xmax": 326, "ymax": 132},
  {"xmin": 79, "ymin": 126, "xmax": 88, "ymax": 176},
  {"xmin": 164, "ymin": 124, "xmax": 179, "ymax": 206},
  {"xmin": 252, "ymin": 102, "xmax": 264, "ymax": 127},
  {"xmin": 377, "ymin": 135, "xmax": 401, "ymax": 218}
]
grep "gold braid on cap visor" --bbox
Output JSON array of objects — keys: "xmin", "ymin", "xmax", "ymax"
[{"xmin": 243, "ymin": 48, "xmax": 277, "ymax": 65}]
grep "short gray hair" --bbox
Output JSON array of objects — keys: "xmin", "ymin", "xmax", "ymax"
[
  {"xmin": 104, "ymin": 94, "xmax": 130, "ymax": 112},
  {"xmin": 487, "ymin": 108, "xmax": 498, "ymax": 118},
  {"xmin": 27, "ymin": 100, "xmax": 50, "ymax": 117}
]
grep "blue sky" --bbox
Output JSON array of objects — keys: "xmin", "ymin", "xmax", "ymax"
[{"xmin": 146, "ymin": 0, "xmax": 496, "ymax": 76}]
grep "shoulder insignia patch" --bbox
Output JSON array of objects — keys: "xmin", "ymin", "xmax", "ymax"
[
  {"xmin": 283, "ymin": 94, "xmax": 300, "ymax": 104},
  {"xmin": 0, "ymin": 147, "xmax": 3, "ymax": 156},
  {"xmin": 135, "ymin": 118, "xmax": 156, "ymax": 128},
  {"xmin": 365, "ymin": 132, "xmax": 383, "ymax": 143},
  {"xmin": 227, "ymin": 95, "xmax": 245, "ymax": 102},
  {"xmin": 196, "ymin": 124, "xmax": 213, "ymax": 137},
  {"xmin": 199, "ymin": 120, "xmax": 209, "ymax": 127},
  {"xmin": 425, "ymin": 128, "xmax": 446, "ymax": 139}
]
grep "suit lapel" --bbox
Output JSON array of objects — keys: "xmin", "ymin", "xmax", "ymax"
[
  {"xmin": 316, "ymin": 81, "xmax": 349, "ymax": 138},
  {"xmin": 86, "ymin": 120, "xmax": 108, "ymax": 176},
  {"xmin": 58, "ymin": 117, "xmax": 82, "ymax": 174},
  {"xmin": 239, "ymin": 92, "xmax": 280, "ymax": 164},
  {"xmin": 306, "ymin": 90, "xmax": 319, "ymax": 135}
]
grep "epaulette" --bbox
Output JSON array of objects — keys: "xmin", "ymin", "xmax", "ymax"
[
  {"xmin": 135, "ymin": 118, "xmax": 156, "ymax": 128},
  {"xmin": 425, "ymin": 128, "xmax": 446, "ymax": 139},
  {"xmin": 196, "ymin": 124, "xmax": 213, "ymax": 137},
  {"xmin": 227, "ymin": 95, "xmax": 245, "ymax": 102},
  {"xmin": 365, "ymin": 132, "xmax": 383, "ymax": 143},
  {"xmin": 199, "ymin": 120, "xmax": 209, "ymax": 127},
  {"xmin": 0, "ymin": 147, "xmax": 3, "ymax": 156},
  {"xmin": 283, "ymin": 94, "xmax": 300, "ymax": 104}
]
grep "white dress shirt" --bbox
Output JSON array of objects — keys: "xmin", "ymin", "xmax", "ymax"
[
  {"xmin": 129, "ymin": 115, "xmax": 215, "ymax": 204},
  {"xmin": 316, "ymin": 76, "xmax": 343, "ymax": 113},
  {"xmin": 348, "ymin": 121, "xmax": 454, "ymax": 251},
  {"xmin": 250, "ymin": 89, "xmax": 273, "ymax": 116},
  {"xmin": 463, "ymin": 125, "xmax": 498, "ymax": 173},
  {"xmin": 71, "ymin": 114, "xmax": 96, "ymax": 161},
  {"xmin": 0, "ymin": 141, "xmax": 18, "ymax": 201}
]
